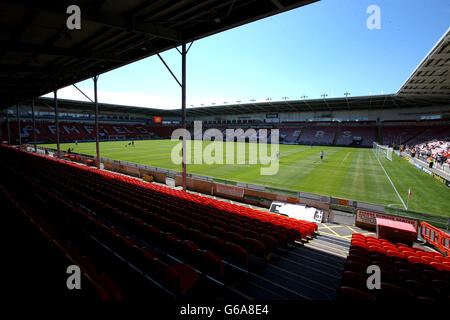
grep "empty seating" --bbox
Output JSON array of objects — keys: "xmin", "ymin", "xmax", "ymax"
[
  {"xmin": 0, "ymin": 144, "xmax": 326, "ymax": 302},
  {"xmin": 338, "ymin": 233, "xmax": 450, "ymax": 301}
]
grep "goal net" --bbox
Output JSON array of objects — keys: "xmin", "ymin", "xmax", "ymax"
[{"xmin": 373, "ymin": 142, "xmax": 393, "ymax": 161}]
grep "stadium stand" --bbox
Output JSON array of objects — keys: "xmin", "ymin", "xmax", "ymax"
[
  {"xmin": 337, "ymin": 233, "xmax": 450, "ymax": 301},
  {"xmin": 5, "ymin": 121, "xmax": 177, "ymax": 143},
  {"xmin": 381, "ymin": 124, "xmax": 425, "ymax": 146},
  {"xmin": 408, "ymin": 125, "xmax": 450, "ymax": 147},
  {"xmin": 297, "ymin": 126, "xmax": 337, "ymax": 145},
  {"xmin": 335, "ymin": 125, "xmax": 377, "ymax": 147},
  {"xmin": 0, "ymin": 1, "xmax": 448, "ymax": 311},
  {"xmin": 1, "ymin": 144, "xmax": 336, "ymax": 301},
  {"xmin": 4, "ymin": 119, "xmax": 448, "ymax": 152},
  {"xmin": 406, "ymin": 130, "xmax": 450, "ymax": 168},
  {"xmin": 5, "ymin": 143, "xmax": 447, "ymax": 302}
]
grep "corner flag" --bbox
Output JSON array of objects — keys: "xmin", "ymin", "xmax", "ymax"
[{"xmin": 406, "ymin": 188, "xmax": 412, "ymax": 209}]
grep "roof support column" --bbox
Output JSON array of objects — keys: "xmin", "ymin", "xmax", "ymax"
[
  {"xmin": 93, "ymin": 75, "xmax": 100, "ymax": 169},
  {"xmin": 31, "ymin": 97, "xmax": 37, "ymax": 152},
  {"xmin": 54, "ymin": 90, "xmax": 60, "ymax": 158},
  {"xmin": 181, "ymin": 42, "xmax": 187, "ymax": 192},
  {"xmin": 16, "ymin": 104, "xmax": 21, "ymax": 146},
  {"xmin": 156, "ymin": 41, "xmax": 193, "ymax": 192}
]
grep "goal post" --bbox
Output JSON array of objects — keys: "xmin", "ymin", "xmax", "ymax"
[{"xmin": 373, "ymin": 142, "xmax": 393, "ymax": 161}]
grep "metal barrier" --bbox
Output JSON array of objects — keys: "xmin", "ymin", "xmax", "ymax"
[{"xmin": 420, "ymin": 222, "xmax": 450, "ymax": 256}]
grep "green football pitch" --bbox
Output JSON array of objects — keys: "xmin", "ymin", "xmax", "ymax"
[{"xmin": 42, "ymin": 139, "xmax": 450, "ymax": 217}]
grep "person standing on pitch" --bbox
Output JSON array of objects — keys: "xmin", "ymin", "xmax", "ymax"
[{"xmin": 320, "ymin": 150, "xmax": 324, "ymax": 161}]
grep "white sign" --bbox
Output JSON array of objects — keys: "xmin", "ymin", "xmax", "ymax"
[{"xmin": 269, "ymin": 201, "xmax": 323, "ymax": 223}]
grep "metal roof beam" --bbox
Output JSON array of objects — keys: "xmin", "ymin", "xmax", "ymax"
[
  {"xmin": 5, "ymin": 0, "xmax": 181, "ymax": 42},
  {"xmin": 0, "ymin": 64, "xmax": 88, "ymax": 75},
  {"xmin": 270, "ymin": 0, "xmax": 285, "ymax": 10},
  {"xmin": 0, "ymin": 41, "xmax": 129, "ymax": 63}
]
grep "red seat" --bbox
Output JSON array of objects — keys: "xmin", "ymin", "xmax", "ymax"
[
  {"xmin": 347, "ymin": 254, "xmax": 370, "ymax": 266},
  {"xmin": 244, "ymin": 229, "xmax": 260, "ymax": 240},
  {"xmin": 349, "ymin": 247, "xmax": 370, "ymax": 257},
  {"xmin": 185, "ymin": 228, "xmax": 205, "ymax": 243},
  {"xmin": 431, "ymin": 279, "xmax": 450, "ymax": 298},
  {"xmin": 173, "ymin": 263, "xmax": 199, "ymax": 292},
  {"xmin": 194, "ymin": 249, "xmax": 224, "ymax": 277},
  {"xmin": 267, "ymin": 231, "xmax": 289, "ymax": 247},
  {"xmin": 430, "ymin": 262, "xmax": 450, "ymax": 271},
  {"xmin": 225, "ymin": 232, "xmax": 245, "ymax": 245},
  {"xmin": 380, "ymin": 270, "xmax": 404, "ymax": 286},
  {"xmin": 137, "ymin": 246, "xmax": 157, "ymax": 261},
  {"xmin": 174, "ymin": 240, "xmax": 198, "ymax": 260},
  {"xmin": 404, "ymin": 280, "xmax": 440, "ymax": 299},
  {"xmin": 352, "ymin": 241, "xmax": 368, "ymax": 250},
  {"xmin": 258, "ymin": 234, "xmax": 278, "ymax": 253},
  {"xmin": 242, "ymin": 237, "xmax": 266, "ymax": 258},
  {"xmin": 386, "ymin": 250, "xmax": 405, "ymax": 259},
  {"xmin": 97, "ymin": 273, "xmax": 123, "ymax": 300},
  {"xmin": 210, "ymin": 226, "xmax": 227, "ymax": 239},
  {"xmin": 394, "ymin": 260, "xmax": 417, "ymax": 271},
  {"xmin": 369, "ymin": 252, "xmax": 390, "ymax": 263},
  {"xmin": 156, "ymin": 232, "xmax": 178, "ymax": 247},
  {"xmin": 398, "ymin": 269, "xmax": 428, "ymax": 283},
  {"xmin": 368, "ymin": 246, "xmax": 385, "ymax": 254},
  {"xmin": 201, "ymin": 235, "xmax": 225, "ymax": 255},
  {"xmin": 223, "ymin": 242, "xmax": 248, "ymax": 268},
  {"xmin": 148, "ymin": 258, "xmax": 180, "ymax": 292},
  {"xmin": 344, "ymin": 260, "xmax": 367, "ymax": 274},
  {"xmin": 374, "ymin": 282, "xmax": 414, "ymax": 301},
  {"xmin": 337, "ymin": 286, "xmax": 376, "ymax": 301},
  {"xmin": 340, "ymin": 271, "xmax": 368, "ymax": 291},
  {"xmin": 371, "ymin": 261, "xmax": 397, "ymax": 274},
  {"xmin": 79, "ymin": 255, "xmax": 98, "ymax": 277},
  {"xmin": 399, "ymin": 247, "xmax": 415, "ymax": 254}
]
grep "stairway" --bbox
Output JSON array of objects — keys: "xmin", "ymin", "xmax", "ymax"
[
  {"xmin": 228, "ymin": 234, "xmax": 350, "ymax": 300},
  {"xmin": 333, "ymin": 126, "xmax": 340, "ymax": 146}
]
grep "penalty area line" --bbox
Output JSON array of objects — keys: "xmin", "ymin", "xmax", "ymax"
[{"xmin": 374, "ymin": 154, "xmax": 407, "ymax": 209}]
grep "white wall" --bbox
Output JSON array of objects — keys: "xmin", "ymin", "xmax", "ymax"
[{"xmin": 188, "ymin": 105, "xmax": 449, "ymax": 123}]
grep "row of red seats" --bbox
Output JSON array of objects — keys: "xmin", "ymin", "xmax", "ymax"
[
  {"xmin": 36, "ymin": 157, "xmax": 283, "ymax": 265},
  {"xmin": 337, "ymin": 233, "xmax": 450, "ymax": 301},
  {"xmin": 55, "ymin": 157, "xmax": 317, "ymax": 238},
  {"xmin": 8, "ymin": 121, "xmax": 166, "ymax": 141},
  {"xmin": 34, "ymin": 145, "xmax": 317, "ymax": 241},
  {"xmin": 0, "ymin": 183, "xmax": 117, "ymax": 300},
  {"xmin": 2, "ymin": 150, "xmax": 202, "ymax": 299},
  {"xmin": 18, "ymin": 155, "xmax": 227, "ymax": 282},
  {"xmin": 351, "ymin": 234, "xmax": 450, "ymax": 270},
  {"xmin": 1, "ymin": 144, "xmax": 318, "ymax": 301},
  {"xmin": 14, "ymin": 148, "xmax": 276, "ymax": 282}
]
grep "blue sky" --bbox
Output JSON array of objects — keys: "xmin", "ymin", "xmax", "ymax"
[{"xmin": 44, "ymin": 0, "xmax": 450, "ymax": 109}]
